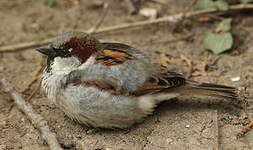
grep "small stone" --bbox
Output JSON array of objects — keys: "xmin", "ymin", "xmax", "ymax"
[
  {"xmin": 139, "ymin": 8, "xmax": 158, "ymax": 20},
  {"xmin": 185, "ymin": 124, "xmax": 190, "ymax": 128},
  {"xmin": 231, "ymin": 76, "xmax": 240, "ymax": 82}
]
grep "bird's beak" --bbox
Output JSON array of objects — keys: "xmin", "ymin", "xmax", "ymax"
[{"xmin": 36, "ymin": 45, "xmax": 54, "ymax": 56}]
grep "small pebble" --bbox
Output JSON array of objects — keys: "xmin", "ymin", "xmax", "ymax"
[
  {"xmin": 231, "ymin": 76, "xmax": 240, "ymax": 82},
  {"xmin": 185, "ymin": 125, "xmax": 190, "ymax": 128},
  {"xmin": 139, "ymin": 8, "xmax": 158, "ymax": 19}
]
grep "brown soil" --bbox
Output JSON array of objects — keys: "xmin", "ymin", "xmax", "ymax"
[{"xmin": 0, "ymin": 0, "xmax": 253, "ymax": 150}]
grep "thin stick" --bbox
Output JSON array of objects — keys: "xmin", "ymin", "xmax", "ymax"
[
  {"xmin": 181, "ymin": 0, "xmax": 198, "ymax": 19},
  {"xmin": 0, "ymin": 75, "xmax": 63, "ymax": 150},
  {"xmin": 213, "ymin": 109, "xmax": 219, "ymax": 150},
  {"xmin": 0, "ymin": 4, "xmax": 253, "ymax": 52},
  {"xmin": 0, "ymin": 38, "xmax": 52, "ymax": 52},
  {"xmin": 87, "ymin": 3, "xmax": 109, "ymax": 34},
  {"xmin": 150, "ymin": 33, "xmax": 193, "ymax": 44},
  {"xmin": 91, "ymin": 4, "xmax": 253, "ymax": 34}
]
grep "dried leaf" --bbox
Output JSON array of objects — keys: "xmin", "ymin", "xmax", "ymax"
[
  {"xmin": 160, "ymin": 54, "xmax": 171, "ymax": 68},
  {"xmin": 180, "ymin": 55, "xmax": 192, "ymax": 67},
  {"xmin": 237, "ymin": 120, "xmax": 253, "ymax": 137},
  {"xmin": 197, "ymin": 16, "xmax": 213, "ymax": 22},
  {"xmin": 192, "ymin": 59, "xmax": 208, "ymax": 76}
]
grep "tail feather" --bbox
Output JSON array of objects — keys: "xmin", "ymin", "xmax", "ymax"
[
  {"xmin": 196, "ymin": 82, "xmax": 235, "ymax": 89},
  {"xmin": 168, "ymin": 81, "xmax": 238, "ymax": 100},
  {"xmin": 194, "ymin": 82, "xmax": 238, "ymax": 99}
]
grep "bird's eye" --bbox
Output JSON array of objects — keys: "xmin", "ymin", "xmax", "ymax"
[
  {"xmin": 68, "ymin": 48, "xmax": 73, "ymax": 52},
  {"xmin": 51, "ymin": 46, "xmax": 72, "ymax": 57}
]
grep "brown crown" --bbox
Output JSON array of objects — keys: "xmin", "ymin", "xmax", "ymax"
[{"xmin": 52, "ymin": 32, "xmax": 102, "ymax": 63}]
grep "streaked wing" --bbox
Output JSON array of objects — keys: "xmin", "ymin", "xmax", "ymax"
[
  {"xmin": 96, "ymin": 42, "xmax": 134, "ymax": 66},
  {"xmin": 75, "ymin": 41, "xmax": 186, "ymax": 96},
  {"xmin": 131, "ymin": 68, "xmax": 186, "ymax": 96},
  {"xmin": 68, "ymin": 69, "xmax": 186, "ymax": 96}
]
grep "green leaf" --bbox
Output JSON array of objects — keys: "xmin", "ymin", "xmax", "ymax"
[
  {"xmin": 44, "ymin": 0, "xmax": 56, "ymax": 7},
  {"xmin": 214, "ymin": 0, "xmax": 229, "ymax": 11},
  {"xmin": 240, "ymin": 0, "xmax": 253, "ymax": 4},
  {"xmin": 197, "ymin": 0, "xmax": 216, "ymax": 9},
  {"xmin": 216, "ymin": 18, "xmax": 232, "ymax": 33},
  {"xmin": 204, "ymin": 32, "xmax": 233, "ymax": 54}
]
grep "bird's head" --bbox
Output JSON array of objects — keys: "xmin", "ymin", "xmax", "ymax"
[{"xmin": 36, "ymin": 31, "xmax": 102, "ymax": 73}]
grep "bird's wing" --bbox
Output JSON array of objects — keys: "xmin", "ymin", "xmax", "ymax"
[
  {"xmin": 70, "ymin": 42, "xmax": 186, "ymax": 96},
  {"xmin": 130, "ymin": 67, "xmax": 186, "ymax": 96},
  {"xmin": 68, "ymin": 65, "xmax": 186, "ymax": 96},
  {"xmin": 95, "ymin": 42, "xmax": 135, "ymax": 66}
]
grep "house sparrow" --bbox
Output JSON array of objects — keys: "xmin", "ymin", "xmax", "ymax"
[{"xmin": 36, "ymin": 31, "xmax": 238, "ymax": 129}]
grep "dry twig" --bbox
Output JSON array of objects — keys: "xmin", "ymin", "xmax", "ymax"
[
  {"xmin": 181, "ymin": 0, "xmax": 199, "ymax": 19},
  {"xmin": 87, "ymin": 3, "xmax": 109, "ymax": 34},
  {"xmin": 150, "ymin": 33, "xmax": 193, "ymax": 44},
  {"xmin": 1, "ymin": 4, "xmax": 253, "ymax": 52},
  {"xmin": 0, "ymin": 38, "xmax": 52, "ymax": 52},
  {"xmin": 0, "ymin": 75, "xmax": 63, "ymax": 150},
  {"xmin": 213, "ymin": 109, "xmax": 219, "ymax": 150}
]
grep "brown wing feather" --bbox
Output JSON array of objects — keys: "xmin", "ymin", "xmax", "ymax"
[
  {"xmin": 96, "ymin": 43, "xmax": 134, "ymax": 66},
  {"xmin": 132, "ymin": 68, "xmax": 186, "ymax": 96}
]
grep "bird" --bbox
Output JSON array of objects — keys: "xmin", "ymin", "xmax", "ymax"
[{"xmin": 36, "ymin": 31, "xmax": 238, "ymax": 129}]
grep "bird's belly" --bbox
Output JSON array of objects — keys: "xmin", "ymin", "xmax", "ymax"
[{"xmin": 57, "ymin": 85, "xmax": 150, "ymax": 128}]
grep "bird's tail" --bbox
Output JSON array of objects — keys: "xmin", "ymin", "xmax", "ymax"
[{"xmin": 169, "ymin": 80, "xmax": 239, "ymax": 100}]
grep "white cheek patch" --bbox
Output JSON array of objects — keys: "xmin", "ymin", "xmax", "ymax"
[{"xmin": 51, "ymin": 56, "xmax": 81, "ymax": 74}]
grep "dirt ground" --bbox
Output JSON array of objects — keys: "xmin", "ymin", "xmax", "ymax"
[{"xmin": 1, "ymin": 0, "xmax": 253, "ymax": 150}]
